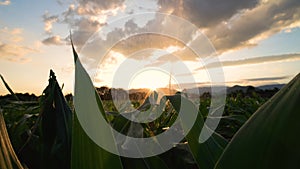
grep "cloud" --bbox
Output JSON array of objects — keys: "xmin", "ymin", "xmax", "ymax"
[
  {"xmin": 60, "ymin": 6, "xmax": 108, "ymax": 48},
  {"xmin": 0, "ymin": 43, "xmax": 37, "ymax": 63},
  {"xmin": 196, "ymin": 53, "xmax": 300, "ymax": 70},
  {"xmin": 43, "ymin": 0, "xmax": 154, "ymax": 48},
  {"xmin": 42, "ymin": 12, "xmax": 59, "ymax": 34},
  {"xmin": 41, "ymin": 2, "xmax": 110, "ymax": 47},
  {"xmin": 40, "ymin": 0, "xmax": 187, "ymax": 57},
  {"xmin": 54, "ymin": 0, "xmax": 126, "ymax": 48},
  {"xmin": 87, "ymin": 0, "xmax": 300, "ymax": 58},
  {"xmin": 158, "ymin": 0, "xmax": 259, "ymax": 28},
  {"xmin": 61, "ymin": 63, "xmax": 74, "ymax": 74},
  {"xmin": 0, "ymin": 27, "xmax": 23, "ymax": 42},
  {"xmin": 242, "ymin": 75, "xmax": 290, "ymax": 82},
  {"xmin": 0, "ymin": 27, "xmax": 39, "ymax": 63},
  {"xmin": 112, "ymin": 33, "xmax": 184, "ymax": 57},
  {"xmin": 43, "ymin": 0, "xmax": 300, "ymax": 65},
  {"xmin": 205, "ymin": 0, "xmax": 300, "ymax": 52},
  {"xmin": 75, "ymin": 13, "xmax": 202, "ymax": 64},
  {"xmin": 77, "ymin": 0, "xmax": 125, "ymax": 11},
  {"xmin": 71, "ymin": 17, "xmax": 107, "ymax": 46},
  {"xmin": 101, "ymin": 50, "xmax": 126, "ymax": 68},
  {"xmin": 0, "ymin": 0, "xmax": 10, "ymax": 5},
  {"xmin": 42, "ymin": 35, "xmax": 65, "ymax": 45},
  {"xmin": 156, "ymin": 0, "xmax": 300, "ymax": 53}
]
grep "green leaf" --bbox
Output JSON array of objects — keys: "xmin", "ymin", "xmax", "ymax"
[
  {"xmin": 167, "ymin": 94, "xmax": 228, "ymax": 169},
  {"xmin": 71, "ymin": 41, "xmax": 169, "ymax": 169},
  {"xmin": 71, "ymin": 41, "xmax": 123, "ymax": 169},
  {"xmin": 71, "ymin": 114, "xmax": 123, "ymax": 169},
  {"xmin": 215, "ymin": 73, "xmax": 300, "ymax": 169}
]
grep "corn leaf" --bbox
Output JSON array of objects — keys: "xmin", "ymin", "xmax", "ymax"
[
  {"xmin": 0, "ymin": 74, "xmax": 20, "ymax": 101},
  {"xmin": 71, "ymin": 41, "xmax": 123, "ymax": 169},
  {"xmin": 167, "ymin": 94, "xmax": 228, "ymax": 169},
  {"xmin": 111, "ymin": 114, "xmax": 170, "ymax": 169},
  {"xmin": 0, "ymin": 110, "xmax": 24, "ymax": 169},
  {"xmin": 215, "ymin": 73, "xmax": 300, "ymax": 169},
  {"xmin": 40, "ymin": 70, "xmax": 72, "ymax": 169},
  {"xmin": 71, "ymin": 41, "xmax": 170, "ymax": 169},
  {"xmin": 71, "ymin": 114, "xmax": 124, "ymax": 169}
]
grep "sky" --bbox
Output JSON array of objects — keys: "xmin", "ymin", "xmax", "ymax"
[{"xmin": 0, "ymin": 0, "xmax": 300, "ymax": 95}]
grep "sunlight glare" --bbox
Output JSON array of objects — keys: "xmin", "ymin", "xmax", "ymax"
[{"xmin": 128, "ymin": 68, "xmax": 176, "ymax": 90}]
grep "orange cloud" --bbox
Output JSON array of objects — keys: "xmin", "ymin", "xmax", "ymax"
[
  {"xmin": 0, "ymin": 27, "xmax": 39, "ymax": 63},
  {"xmin": 0, "ymin": 0, "xmax": 10, "ymax": 5}
]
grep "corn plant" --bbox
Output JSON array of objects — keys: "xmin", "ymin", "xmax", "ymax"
[
  {"xmin": 39, "ymin": 70, "xmax": 72, "ymax": 169},
  {"xmin": 1, "ymin": 70, "xmax": 73, "ymax": 169}
]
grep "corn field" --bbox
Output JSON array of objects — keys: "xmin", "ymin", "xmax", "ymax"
[{"xmin": 0, "ymin": 43, "xmax": 299, "ymax": 169}]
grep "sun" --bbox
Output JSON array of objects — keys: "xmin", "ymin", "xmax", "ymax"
[
  {"xmin": 148, "ymin": 85, "xmax": 157, "ymax": 91},
  {"xmin": 128, "ymin": 68, "xmax": 176, "ymax": 90}
]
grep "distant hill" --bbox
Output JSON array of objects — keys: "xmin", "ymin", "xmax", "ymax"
[
  {"xmin": 227, "ymin": 85, "xmax": 255, "ymax": 93},
  {"xmin": 227, "ymin": 84, "xmax": 285, "ymax": 93},
  {"xmin": 181, "ymin": 83, "xmax": 286, "ymax": 97},
  {"xmin": 256, "ymin": 84, "xmax": 285, "ymax": 90}
]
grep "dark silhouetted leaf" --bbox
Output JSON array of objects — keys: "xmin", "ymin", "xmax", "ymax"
[{"xmin": 40, "ymin": 70, "xmax": 72, "ymax": 169}]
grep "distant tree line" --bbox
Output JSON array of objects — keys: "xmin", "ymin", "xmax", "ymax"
[
  {"xmin": 96, "ymin": 86, "xmax": 148, "ymax": 101},
  {"xmin": 0, "ymin": 85, "xmax": 281, "ymax": 103}
]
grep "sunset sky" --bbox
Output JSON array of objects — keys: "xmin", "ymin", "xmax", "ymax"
[{"xmin": 0, "ymin": 0, "xmax": 300, "ymax": 95}]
